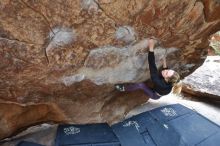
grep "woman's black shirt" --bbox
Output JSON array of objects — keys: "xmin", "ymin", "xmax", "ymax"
[{"xmin": 148, "ymin": 51, "xmax": 172, "ymax": 95}]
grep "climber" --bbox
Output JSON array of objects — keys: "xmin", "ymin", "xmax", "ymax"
[{"xmin": 115, "ymin": 38, "xmax": 182, "ymax": 99}]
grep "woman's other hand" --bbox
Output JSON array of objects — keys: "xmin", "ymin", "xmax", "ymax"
[{"xmin": 148, "ymin": 38, "xmax": 157, "ymax": 52}]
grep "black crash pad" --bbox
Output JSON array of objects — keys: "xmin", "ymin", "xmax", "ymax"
[
  {"xmin": 17, "ymin": 141, "xmax": 44, "ymax": 146},
  {"xmin": 112, "ymin": 104, "xmax": 220, "ymax": 146},
  {"xmin": 55, "ymin": 123, "xmax": 120, "ymax": 146}
]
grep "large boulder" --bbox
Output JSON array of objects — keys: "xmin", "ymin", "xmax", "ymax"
[
  {"xmin": 0, "ymin": 102, "xmax": 67, "ymax": 140},
  {"xmin": 0, "ymin": 0, "xmax": 220, "ymax": 139},
  {"xmin": 183, "ymin": 30, "xmax": 220, "ymax": 103},
  {"xmin": 182, "ymin": 56, "xmax": 220, "ymax": 103}
]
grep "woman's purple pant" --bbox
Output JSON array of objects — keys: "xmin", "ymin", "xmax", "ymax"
[{"xmin": 124, "ymin": 83, "xmax": 161, "ymax": 100}]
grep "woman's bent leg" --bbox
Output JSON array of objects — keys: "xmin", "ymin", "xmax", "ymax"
[
  {"xmin": 125, "ymin": 83, "xmax": 160, "ymax": 100},
  {"xmin": 124, "ymin": 83, "xmax": 142, "ymax": 91}
]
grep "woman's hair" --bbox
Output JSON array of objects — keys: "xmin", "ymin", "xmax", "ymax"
[
  {"xmin": 167, "ymin": 71, "xmax": 182, "ymax": 95},
  {"xmin": 171, "ymin": 81, "xmax": 182, "ymax": 95}
]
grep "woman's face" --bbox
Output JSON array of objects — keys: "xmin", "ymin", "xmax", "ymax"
[{"xmin": 161, "ymin": 69, "xmax": 174, "ymax": 79}]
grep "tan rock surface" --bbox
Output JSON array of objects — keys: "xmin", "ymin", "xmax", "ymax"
[
  {"xmin": 0, "ymin": 0, "xmax": 220, "ymax": 139},
  {"xmin": 0, "ymin": 102, "xmax": 67, "ymax": 139}
]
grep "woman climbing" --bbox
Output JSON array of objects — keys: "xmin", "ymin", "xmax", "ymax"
[{"xmin": 115, "ymin": 38, "xmax": 182, "ymax": 99}]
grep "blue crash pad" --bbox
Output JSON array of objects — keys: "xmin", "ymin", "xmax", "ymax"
[
  {"xmin": 112, "ymin": 104, "xmax": 220, "ymax": 146},
  {"xmin": 17, "ymin": 141, "xmax": 44, "ymax": 146},
  {"xmin": 55, "ymin": 123, "xmax": 120, "ymax": 146}
]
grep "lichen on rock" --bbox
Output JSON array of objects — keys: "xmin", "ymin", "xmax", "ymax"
[
  {"xmin": 46, "ymin": 27, "xmax": 77, "ymax": 54},
  {"xmin": 60, "ymin": 39, "xmax": 178, "ymax": 86},
  {"xmin": 115, "ymin": 26, "xmax": 137, "ymax": 44}
]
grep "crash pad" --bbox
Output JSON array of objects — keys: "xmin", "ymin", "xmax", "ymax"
[
  {"xmin": 112, "ymin": 104, "xmax": 220, "ymax": 146},
  {"xmin": 55, "ymin": 123, "xmax": 120, "ymax": 146},
  {"xmin": 17, "ymin": 141, "xmax": 44, "ymax": 146}
]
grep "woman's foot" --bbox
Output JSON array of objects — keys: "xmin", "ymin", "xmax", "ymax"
[{"xmin": 115, "ymin": 84, "xmax": 125, "ymax": 91}]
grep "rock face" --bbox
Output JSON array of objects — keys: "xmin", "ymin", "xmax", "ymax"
[
  {"xmin": 0, "ymin": 102, "xmax": 66, "ymax": 140},
  {"xmin": 0, "ymin": 0, "xmax": 220, "ymax": 139},
  {"xmin": 182, "ymin": 56, "xmax": 220, "ymax": 103}
]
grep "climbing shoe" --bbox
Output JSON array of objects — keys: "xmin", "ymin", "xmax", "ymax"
[{"xmin": 115, "ymin": 84, "xmax": 125, "ymax": 92}]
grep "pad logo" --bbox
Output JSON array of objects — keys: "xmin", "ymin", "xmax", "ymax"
[
  {"xmin": 161, "ymin": 107, "xmax": 177, "ymax": 117},
  {"xmin": 63, "ymin": 126, "xmax": 80, "ymax": 135},
  {"xmin": 123, "ymin": 121, "xmax": 140, "ymax": 131}
]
